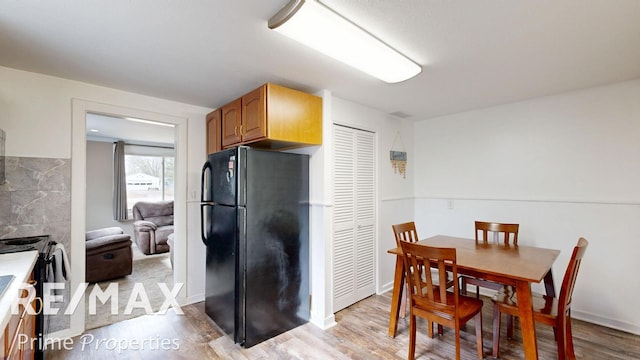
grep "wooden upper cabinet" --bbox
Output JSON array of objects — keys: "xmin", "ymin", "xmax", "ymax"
[
  {"xmin": 218, "ymin": 83, "xmax": 322, "ymax": 150},
  {"xmin": 221, "ymin": 98, "xmax": 242, "ymax": 148},
  {"xmin": 241, "ymin": 86, "xmax": 267, "ymax": 143},
  {"xmin": 206, "ymin": 109, "xmax": 221, "ymax": 155},
  {"xmin": 264, "ymin": 83, "xmax": 322, "ymax": 146}
]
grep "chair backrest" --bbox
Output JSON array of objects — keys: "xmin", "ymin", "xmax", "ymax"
[
  {"xmin": 475, "ymin": 221, "xmax": 519, "ymax": 246},
  {"xmin": 558, "ymin": 238, "xmax": 588, "ymax": 316},
  {"xmin": 392, "ymin": 221, "xmax": 420, "ymax": 247},
  {"xmin": 132, "ymin": 200, "xmax": 174, "ymax": 226},
  {"xmin": 399, "ymin": 240, "xmax": 458, "ymax": 314}
]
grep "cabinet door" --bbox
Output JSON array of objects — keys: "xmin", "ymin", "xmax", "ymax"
[
  {"xmin": 206, "ymin": 109, "xmax": 221, "ymax": 154},
  {"xmin": 20, "ymin": 298, "xmax": 36, "ymax": 360},
  {"xmin": 221, "ymin": 98, "xmax": 242, "ymax": 148},
  {"xmin": 241, "ymin": 86, "xmax": 267, "ymax": 142}
]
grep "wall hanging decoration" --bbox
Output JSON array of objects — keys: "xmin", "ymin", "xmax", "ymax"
[{"xmin": 390, "ymin": 131, "xmax": 407, "ymax": 179}]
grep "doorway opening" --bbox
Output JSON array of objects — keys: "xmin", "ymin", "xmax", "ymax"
[
  {"xmin": 84, "ymin": 113, "xmax": 176, "ymax": 329},
  {"xmin": 69, "ymin": 99, "xmax": 188, "ymax": 337}
]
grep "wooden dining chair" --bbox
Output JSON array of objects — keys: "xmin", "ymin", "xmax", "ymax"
[
  {"xmin": 399, "ymin": 240, "xmax": 484, "ymax": 360},
  {"xmin": 392, "ymin": 221, "xmax": 420, "ymax": 244},
  {"xmin": 491, "ymin": 237, "xmax": 588, "ymax": 360},
  {"xmin": 392, "ymin": 222, "xmax": 421, "ymax": 319},
  {"xmin": 392, "ymin": 222, "xmax": 454, "ymax": 321},
  {"xmin": 460, "ymin": 221, "xmax": 520, "ymax": 298}
]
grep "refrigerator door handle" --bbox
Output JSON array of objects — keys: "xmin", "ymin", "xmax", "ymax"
[
  {"xmin": 201, "ymin": 160, "xmax": 212, "ymax": 203},
  {"xmin": 200, "ymin": 203, "xmax": 213, "ymax": 245}
]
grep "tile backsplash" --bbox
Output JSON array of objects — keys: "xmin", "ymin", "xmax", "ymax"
[{"xmin": 0, "ymin": 156, "xmax": 71, "ymax": 332}]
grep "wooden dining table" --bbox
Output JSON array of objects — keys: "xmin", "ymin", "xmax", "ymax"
[{"xmin": 387, "ymin": 235, "xmax": 560, "ymax": 360}]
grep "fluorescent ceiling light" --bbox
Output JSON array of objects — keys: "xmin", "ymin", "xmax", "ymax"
[
  {"xmin": 268, "ymin": 0, "xmax": 422, "ymax": 83},
  {"xmin": 124, "ymin": 117, "xmax": 174, "ymax": 127}
]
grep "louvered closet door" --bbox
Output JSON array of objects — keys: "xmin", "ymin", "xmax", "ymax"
[{"xmin": 333, "ymin": 125, "xmax": 376, "ymax": 312}]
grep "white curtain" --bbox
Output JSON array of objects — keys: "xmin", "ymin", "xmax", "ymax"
[{"xmin": 112, "ymin": 141, "xmax": 128, "ymax": 220}]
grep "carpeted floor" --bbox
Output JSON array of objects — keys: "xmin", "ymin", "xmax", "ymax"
[{"xmin": 84, "ymin": 246, "xmax": 174, "ymax": 330}]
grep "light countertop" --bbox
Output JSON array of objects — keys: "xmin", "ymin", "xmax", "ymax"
[{"xmin": 0, "ymin": 251, "xmax": 38, "ymax": 332}]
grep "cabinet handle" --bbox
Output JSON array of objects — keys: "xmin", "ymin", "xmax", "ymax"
[
  {"xmin": 234, "ymin": 126, "xmax": 238, "ymax": 137},
  {"xmin": 240, "ymin": 125, "xmax": 244, "ymax": 136}
]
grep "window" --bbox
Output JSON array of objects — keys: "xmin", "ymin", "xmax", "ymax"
[{"xmin": 124, "ymin": 145, "xmax": 174, "ymax": 214}]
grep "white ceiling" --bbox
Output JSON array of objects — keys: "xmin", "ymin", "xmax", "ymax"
[{"xmin": 1, "ymin": 0, "xmax": 639, "ymax": 122}]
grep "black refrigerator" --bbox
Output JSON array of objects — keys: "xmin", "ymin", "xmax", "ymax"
[{"xmin": 200, "ymin": 146, "xmax": 310, "ymax": 347}]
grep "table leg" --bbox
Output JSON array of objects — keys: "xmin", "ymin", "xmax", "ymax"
[
  {"xmin": 543, "ymin": 269, "xmax": 556, "ymax": 298},
  {"xmin": 515, "ymin": 280, "xmax": 538, "ymax": 359},
  {"xmin": 388, "ymin": 255, "xmax": 405, "ymax": 338},
  {"xmin": 543, "ymin": 268, "xmax": 558, "ymax": 341},
  {"xmin": 399, "ymin": 284, "xmax": 407, "ymax": 319}
]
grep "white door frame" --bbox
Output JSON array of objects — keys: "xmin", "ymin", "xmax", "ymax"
[{"xmin": 64, "ymin": 99, "xmax": 188, "ymax": 339}]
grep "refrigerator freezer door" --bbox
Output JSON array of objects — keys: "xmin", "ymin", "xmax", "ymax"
[
  {"xmin": 208, "ymin": 147, "xmax": 238, "ymax": 206},
  {"xmin": 204, "ymin": 203, "xmax": 239, "ymax": 340}
]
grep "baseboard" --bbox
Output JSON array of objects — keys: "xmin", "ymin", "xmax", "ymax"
[
  {"xmin": 185, "ymin": 293, "xmax": 205, "ymax": 305},
  {"xmin": 571, "ymin": 309, "xmax": 640, "ymax": 335},
  {"xmin": 467, "ymin": 288, "xmax": 640, "ymax": 335},
  {"xmin": 379, "ymin": 281, "xmax": 394, "ymax": 295},
  {"xmin": 309, "ymin": 312, "xmax": 336, "ymax": 330}
]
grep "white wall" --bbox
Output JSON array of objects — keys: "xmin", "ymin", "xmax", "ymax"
[
  {"xmin": 413, "ymin": 79, "xmax": 640, "ymax": 334},
  {"xmin": 306, "ymin": 90, "xmax": 334, "ymax": 329},
  {"xmin": 0, "ymin": 66, "xmax": 211, "ymax": 337},
  {"xmin": 85, "ymin": 141, "xmax": 135, "ymax": 234}
]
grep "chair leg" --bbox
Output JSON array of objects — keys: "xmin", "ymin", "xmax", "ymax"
[
  {"xmin": 400, "ymin": 284, "xmax": 407, "ymax": 319},
  {"xmin": 408, "ymin": 315, "xmax": 417, "ymax": 360},
  {"xmin": 565, "ymin": 316, "xmax": 577, "ymax": 360},
  {"xmin": 506, "ymin": 314, "xmax": 514, "ymax": 339},
  {"xmin": 460, "ymin": 277, "xmax": 467, "ymax": 295},
  {"xmin": 492, "ymin": 302, "xmax": 502, "ymax": 358},
  {"xmin": 427, "ymin": 321, "xmax": 434, "ymax": 338},
  {"xmin": 455, "ymin": 323, "xmax": 461, "ymax": 360},
  {"xmin": 475, "ymin": 311, "xmax": 484, "ymax": 359},
  {"xmin": 556, "ymin": 321, "xmax": 567, "ymax": 360}
]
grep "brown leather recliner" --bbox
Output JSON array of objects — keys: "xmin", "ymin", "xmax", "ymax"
[
  {"xmin": 132, "ymin": 200, "xmax": 173, "ymax": 255},
  {"xmin": 85, "ymin": 227, "xmax": 133, "ymax": 283}
]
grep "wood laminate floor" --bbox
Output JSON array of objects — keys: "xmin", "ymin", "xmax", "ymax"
[{"xmin": 46, "ymin": 292, "xmax": 640, "ymax": 359}]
